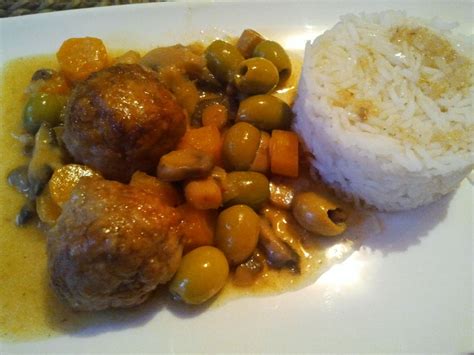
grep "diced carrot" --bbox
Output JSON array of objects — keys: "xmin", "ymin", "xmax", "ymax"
[
  {"xmin": 49, "ymin": 164, "xmax": 101, "ymax": 207},
  {"xmin": 249, "ymin": 131, "xmax": 270, "ymax": 173},
  {"xmin": 177, "ymin": 125, "xmax": 222, "ymax": 163},
  {"xmin": 236, "ymin": 29, "xmax": 265, "ymax": 58},
  {"xmin": 178, "ymin": 203, "xmax": 216, "ymax": 253},
  {"xmin": 36, "ymin": 187, "xmax": 61, "ymax": 225},
  {"xmin": 269, "ymin": 130, "xmax": 299, "ymax": 178},
  {"xmin": 56, "ymin": 37, "xmax": 108, "ymax": 82},
  {"xmin": 129, "ymin": 171, "xmax": 182, "ymax": 207},
  {"xmin": 185, "ymin": 177, "xmax": 222, "ymax": 210},
  {"xmin": 202, "ymin": 103, "xmax": 228, "ymax": 130}
]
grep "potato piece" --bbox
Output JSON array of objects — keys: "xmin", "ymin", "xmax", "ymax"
[
  {"xmin": 202, "ymin": 103, "xmax": 228, "ymax": 130},
  {"xmin": 178, "ymin": 125, "xmax": 222, "ymax": 164},
  {"xmin": 185, "ymin": 177, "xmax": 222, "ymax": 210},
  {"xmin": 49, "ymin": 164, "xmax": 100, "ymax": 207}
]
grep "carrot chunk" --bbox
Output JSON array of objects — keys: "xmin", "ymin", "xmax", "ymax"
[
  {"xmin": 249, "ymin": 131, "xmax": 270, "ymax": 173},
  {"xmin": 57, "ymin": 37, "xmax": 108, "ymax": 82},
  {"xmin": 202, "ymin": 103, "xmax": 228, "ymax": 130},
  {"xmin": 178, "ymin": 203, "xmax": 216, "ymax": 253},
  {"xmin": 185, "ymin": 177, "xmax": 222, "ymax": 210},
  {"xmin": 269, "ymin": 130, "xmax": 299, "ymax": 177}
]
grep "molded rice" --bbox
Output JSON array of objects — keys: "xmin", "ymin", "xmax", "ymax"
[{"xmin": 293, "ymin": 11, "xmax": 473, "ymax": 211}]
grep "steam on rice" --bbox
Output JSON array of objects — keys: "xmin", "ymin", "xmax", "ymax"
[{"xmin": 293, "ymin": 11, "xmax": 473, "ymax": 211}]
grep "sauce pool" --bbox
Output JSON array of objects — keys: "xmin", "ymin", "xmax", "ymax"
[
  {"xmin": 0, "ymin": 56, "xmax": 125, "ymax": 340},
  {"xmin": 0, "ymin": 56, "xmax": 67, "ymax": 340}
]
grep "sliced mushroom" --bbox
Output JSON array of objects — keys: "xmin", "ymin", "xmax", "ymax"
[
  {"xmin": 31, "ymin": 69, "xmax": 55, "ymax": 81},
  {"xmin": 15, "ymin": 201, "xmax": 37, "ymax": 226},
  {"xmin": 28, "ymin": 123, "xmax": 64, "ymax": 197},
  {"xmin": 269, "ymin": 180, "xmax": 295, "ymax": 209},
  {"xmin": 8, "ymin": 165, "xmax": 31, "ymax": 196},
  {"xmin": 140, "ymin": 44, "xmax": 207, "ymax": 78},
  {"xmin": 157, "ymin": 148, "xmax": 214, "ymax": 182},
  {"xmin": 141, "ymin": 44, "xmax": 221, "ymax": 98},
  {"xmin": 233, "ymin": 249, "xmax": 265, "ymax": 287},
  {"xmin": 140, "ymin": 45, "xmax": 210, "ymax": 115},
  {"xmin": 259, "ymin": 217, "xmax": 300, "ymax": 272}
]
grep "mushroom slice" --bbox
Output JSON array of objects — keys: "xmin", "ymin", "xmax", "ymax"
[{"xmin": 258, "ymin": 217, "xmax": 300, "ymax": 272}]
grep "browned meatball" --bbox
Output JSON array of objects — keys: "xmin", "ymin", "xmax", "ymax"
[
  {"xmin": 63, "ymin": 64, "xmax": 187, "ymax": 182},
  {"xmin": 47, "ymin": 177, "xmax": 182, "ymax": 311}
]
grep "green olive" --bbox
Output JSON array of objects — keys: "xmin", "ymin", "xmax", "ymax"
[
  {"xmin": 236, "ymin": 94, "xmax": 293, "ymax": 131},
  {"xmin": 223, "ymin": 122, "xmax": 261, "ymax": 171},
  {"xmin": 23, "ymin": 93, "xmax": 67, "ymax": 134},
  {"xmin": 169, "ymin": 246, "xmax": 229, "ymax": 305},
  {"xmin": 253, "ymin": 40, "xmax": 292, "ymax": 80},
  {"xmin": 205, "ymin": 40, "xmax": 244, "ymax": 84},
  {"xmin": 222, "ymin": 171, "xmax": 269, "ymax": 209},
  {"xmin": 234, "ymin": 57, "xmax": 279, "ymax": 95},
  {"xmin": 215, "ymin": 205, "xmax": 260, "ymax": 265},
  {"xmin": 292, "ymin": 192, "xmax": 347, "ymax": 236}
]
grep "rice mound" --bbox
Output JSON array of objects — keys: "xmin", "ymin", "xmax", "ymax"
[{"xmin": 293, "ymin": 11, "xmax": 474, "ymax": 211}]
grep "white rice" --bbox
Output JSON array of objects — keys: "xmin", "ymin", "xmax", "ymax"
[{"xmin": 293, "ymin": 11, "xmax": 474, "ymax": 211}]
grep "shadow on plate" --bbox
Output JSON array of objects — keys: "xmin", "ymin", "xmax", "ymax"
[
  {"xmin": 44, "ymin": 282, "xmax": 213, "ymax": 338},
  {"xmin": 359, "ymin": 190, "xmax": 454, "ymax": 255}
]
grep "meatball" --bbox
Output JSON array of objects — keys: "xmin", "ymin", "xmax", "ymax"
[
  {"xmin": 47, "ymin": 177, "xmax": 183, "ymax": 311},
  {"xmin": 63, "ymin": 64, "xmax": 187, "ymax": 182}
]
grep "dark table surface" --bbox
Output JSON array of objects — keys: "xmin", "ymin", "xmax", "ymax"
[{"xmin": 1, "ymin": 0, "xmax": 165, "ymax": 18}]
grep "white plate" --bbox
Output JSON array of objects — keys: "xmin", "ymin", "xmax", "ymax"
[{"xmin": 1, "ymin": 1, "xmax": 473, "ymax": 353}]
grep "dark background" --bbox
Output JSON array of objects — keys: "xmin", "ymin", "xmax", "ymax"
[{"xmin": 1, "ymin": 0, "xmax": 163, "ymax": 17}]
